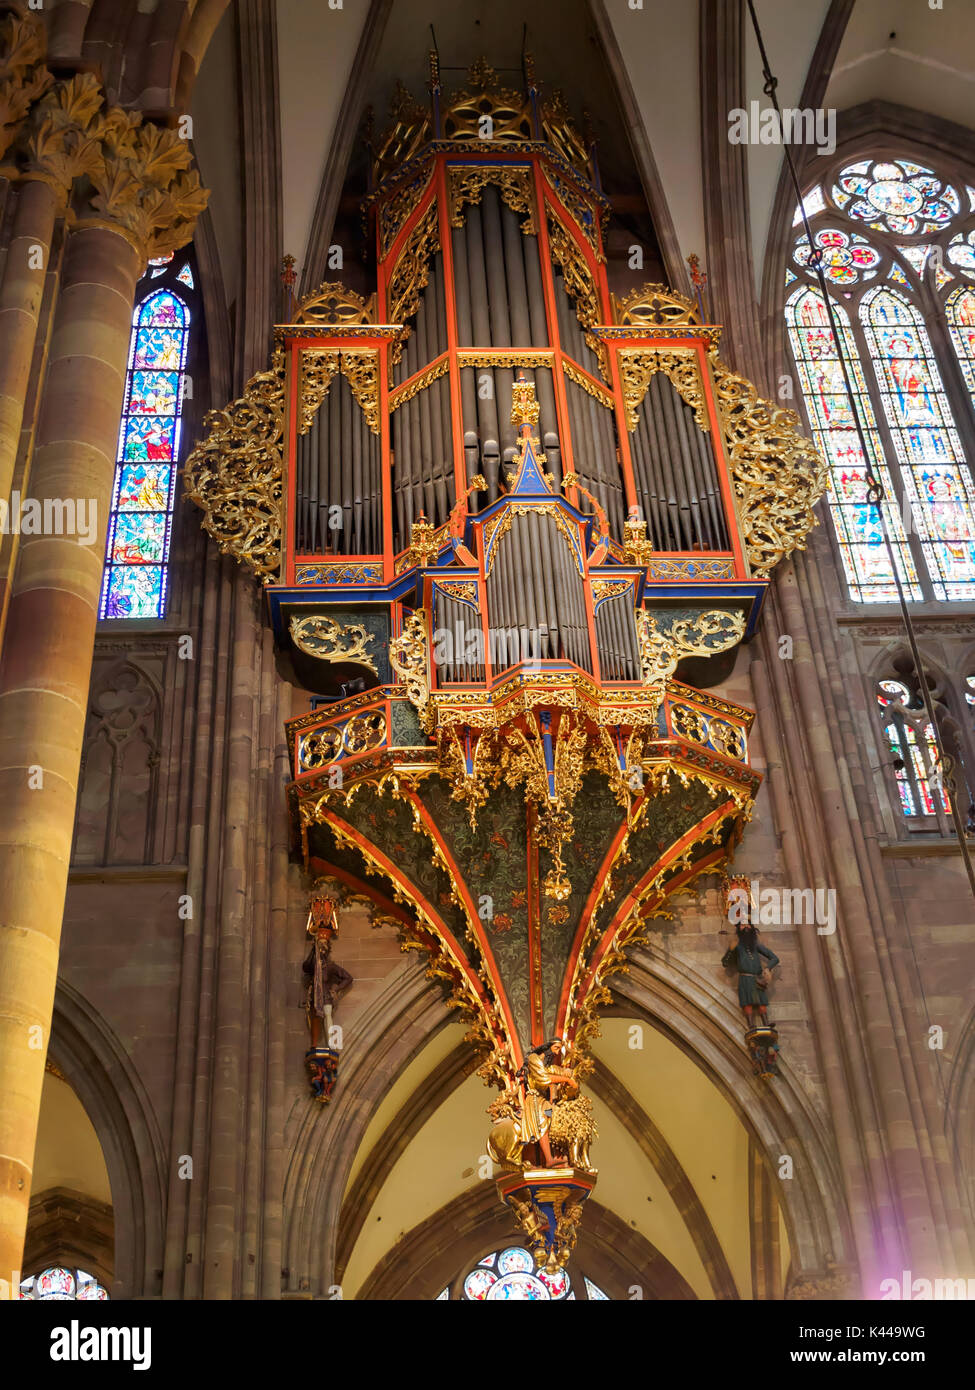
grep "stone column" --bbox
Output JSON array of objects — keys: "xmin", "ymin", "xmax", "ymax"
[
  {"xmin": 0, "ymin": 74, "xmax": 105, "ymax": 637},
  {"xmin": 0, "ymin": 102, "xmax": 206, "ymax": 1290}
]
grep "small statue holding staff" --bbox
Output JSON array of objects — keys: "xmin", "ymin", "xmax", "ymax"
[{"xmin": 302, "ymin": 896, "xmax": 353, "ymax": 1048}]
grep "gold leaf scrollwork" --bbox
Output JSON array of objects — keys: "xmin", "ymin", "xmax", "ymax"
[
  {"xmin": 455, "ymin": 350, "xmax": 552, "ymax": 369},
  {"xmin": 442, "ymin": 61, "xmax": 534, "ymax": 145},
  {"xmin": 710, "ymin": 357, "xmax": 827, "ymax": 577},
  {"xmin": 298, "ymin": 348, "xmax": 381, "ymax": 437},
  {"xmin": 634, "ymin": 609, "xmax": 678, "ymax": 686},
  {"xmin": 298, "ymin": 349, "xmax": 339, "ymax": 435},
  {"xmin": 340, "ymin": 350, "xmax": 381, "ymax": 435},
  {"xmin": 562, "ymin": 358, "xmax": 614, "ymax": 409},
  {"xmin": 389, "ymin": 608, "xmax": 432, "ymax": 731},
  {"xmin": 289, "ymin": 615, "xmax": 379, "ymax": 674},
  {"xmin": 542, "ymin": 164, "xmax": 603, "ymax": 258},
  {"xmin": 294, "ymin": 280, "xmax": 378, "ymax": 326},
  {"xmin": 447, "ymin": 164, "xmax": 536, "ymax": 233},
  {"xmin": 387, "ymin": 201, "xmax": 439, "ymax": 357},
  {"xmin": 547, "ymin": 215, "xmax": 599, "ymax": 333},
  {"xmin": 612, "ymin": 282, "xmax": 701, "ymax": 329},
  {"xmin": 668, "ymin": 608, "xmax": 746, "ymax": 655},
  {"xmin": 618, "ymin": 347, "xmax": 709, "ymax": 432},
  {"xmin": 298, "ymin": 726, "xmax": 343, "ymax": 771},
  {"xmin": 635, "ymin": 607, "xmax": 745, "ymax": 690},
  {"xmin": 388, "ymin": 355, "xmax": 449, "ymax": 411},
  {"xmin": 377, "ymin": 159, "xmax": 434, "ymax": 257},
  {"xmin": 343, "ymin": 712, "xmax": 386, "ymax": 754},
  {"xmin": 645, "ymin": 557, "xmax": 735, "ymax": 581},
  {"xmin": 183, "ymin": 349, "xmax": 286, "ymax": 581}
]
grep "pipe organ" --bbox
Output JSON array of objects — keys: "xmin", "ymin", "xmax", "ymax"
[{"xmin": 185, "ymin": 57, "xmax": 825, "ymax": 1270}]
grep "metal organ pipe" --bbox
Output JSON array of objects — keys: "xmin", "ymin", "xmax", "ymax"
[
  {"xmin": 326, "ymin": 373, "xmax": 341, "ymax": 552},
  {"xmin": 530, "ymin": 510, "xmax": 558, "ymax": 658},
  {"xmin": 339, "ymin": 368, "xmax": 352, "ymax": 545},
  {"xmin": 463, "ymin": 206, "xmax": 502, "ymax": 499},
  {"xmin": 595, "ymin": 593, "xmax": 639, "ymax": 680},
  {"xmin": 502, "ymin": 202, "xmax": 532, "ymax": 344},
  {"xmin": 627, "ymin": 374, "xmax": 731, "ymax": 552},
  {"xmin": 482, "ymin": 188, "xmax": 512, "ymax": 346},
  {"xmin": 696, "ymin": 420, "xmax": 728, "ymax": 547},
  {"xmin": 646, "ymin": 391, "xmax": 679, "ymax": 548},
  {"xmin": 392, "ymin": 400, "xmax": 406, "ymax": 545},
  {"xmin": 649, "ymin": 375, "xmax": 684, "ymax": 548},
  {"xmin": 296, "ymin": 410, "xmax": 313, "ymax": 552},
  {"xmin": 660, "ymin": 372, "xmax": 702, "ymax": 550},
  {"xmin": 350, "ymin": 391, "xmax": 363, "ymax": 552}
]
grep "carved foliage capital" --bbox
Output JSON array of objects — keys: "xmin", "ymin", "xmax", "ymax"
[
  {"xmin": 84, "ymin": 113, "xmax": 208, "ymax": 259},
  {"xmin": 22, "ymin": 73, "xmax": 103, "ymax": 198},
  {"xmin": 0, "ymin": 10, "xmax": 51, "ymax": 165}
]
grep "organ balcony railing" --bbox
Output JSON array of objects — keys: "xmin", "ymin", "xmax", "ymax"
[{"xmin": 288, "ymin": 681, "xmax": 751, "ymax": 786}]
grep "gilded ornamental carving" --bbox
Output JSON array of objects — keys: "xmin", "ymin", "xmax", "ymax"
[{"xmin": 183, "ymin": 351, "xmax": 286, "ymax": 581}]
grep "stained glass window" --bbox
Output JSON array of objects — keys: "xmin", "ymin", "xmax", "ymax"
[
  {"xmin": 784, "ymin": 286, "xmax": 919, "ymax": 601},
  {"xmin": 860, "ymin": 287, "xmax": 975, "ymax": 600},
  {"xmin": 19, "ymin": 1266, "xmax": 110, "ymax": 1300},
  {"xmin": 833, "ymin": 159, "xmax": 960, "ymax": 236},
  {"xmin": 447, "ymin": 1246, "xmax": 609, "ymax": 1300},
  {"xmin": 946, "ymin": 287, "xmax": 975, "ymax": 399},
  {"xmin": 792, "ymin": 185, "xmax": 826, "ymax": 226},
  {"xmin": 786, "ymin": 156, "xmax": 975, "ymax": 604},
  {"xmin": 792, "ymin": 228, "xmax": 880, "ymax": 285},
  {"xmin": 876, "ymin": 680, "xmax": 949, "ymax": 816},
  {"xmin": 100, "ymin": 271, "xmax": 193, "ymax": 620},
  {"xmin": 947, "ymin": 230, "xmax": 975, "ymax": 280},
  {"xmin": 897, "ymin": 244, "xmax": 933, "ymax": 279}
]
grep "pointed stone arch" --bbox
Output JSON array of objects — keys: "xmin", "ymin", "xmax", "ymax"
[
  {"xmin": 46, "ymin": 980, "xmax": 167, "ymax": 1299},
  {"xmin": 609, "ymin": 946, "xmax": 856, "ymax": 1287},
  {"xmin": 281, "ymin": 957, "xmax": 454, "ymax": 1294},
  {"xmin": 357, "ymin": 1183, "xmax": 696, "ymax": 1300}
]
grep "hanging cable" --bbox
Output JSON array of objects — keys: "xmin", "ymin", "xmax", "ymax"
[{"xmin": 745, "ymin": 0, "xmax": 975, "ymax": 907}]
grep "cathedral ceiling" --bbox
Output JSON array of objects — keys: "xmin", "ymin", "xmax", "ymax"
[
  {"xmin": 33, "ymin": 1074, "xmax": 112, "ymax": 1209},
  {"xmin": 827, "ymin": 0, "xmax": 975, "ymax": 135},
  {"xmin": 186, "ymin": 0, "xmax": 975, "ymax": 354},
  {"xmin": 335, "ymin": 1012, "xmax": 775, "ymax": 1299}
]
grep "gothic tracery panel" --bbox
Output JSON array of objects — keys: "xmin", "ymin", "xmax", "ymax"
[{"xmin": 73, "ymin": 662, "xmax": 160, "ymax": 866}]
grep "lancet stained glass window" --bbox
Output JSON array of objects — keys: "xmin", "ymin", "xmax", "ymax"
[
  {"xmin": 785, "ymin": 154, "xmax": 975, "ymax": 606},
  {"xmin": 946, "ymin": 287, "xmax": 975, "ymax": 398},
  {"xmin": 100, "ymin": 263, "xmax": 194, "ymax": 620},
  {"xmin": 860, "ymin": 287, "xmax": 975, "ymax": 600},
  {"xmin": 876, "ymin": 680, "xmax": 949, "ymax": 817},
  {"xmin": 784, "ymin": 286, "xmax": 918, "ymax": 601}
]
